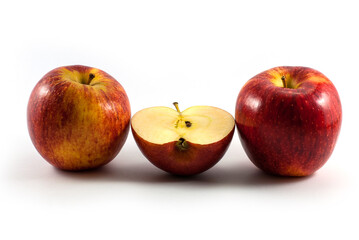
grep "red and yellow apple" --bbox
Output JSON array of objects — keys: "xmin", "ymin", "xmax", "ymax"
[
  {"xmin": 235, "ymin": 66, "xmax": 342, "ymax": 176},
  {"xmin": 131, "ymin": 103, "xmax": 235, "ymax": 175},
  {"xmin": 27, "ymin": 65, "xmax": 131, "ymax": 171}
]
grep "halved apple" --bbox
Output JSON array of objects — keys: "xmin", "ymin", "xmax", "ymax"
[{"xmin": 131, "ymin": 103, "xmax": 235, "ymax": 175}]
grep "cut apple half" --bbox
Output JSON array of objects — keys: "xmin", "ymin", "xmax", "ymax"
[{"xmin": 131, "ymin": 103, "xmax": 235, "ymax": 175}]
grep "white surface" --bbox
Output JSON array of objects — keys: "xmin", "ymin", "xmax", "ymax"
[{"xmin": 1, "ymin": 0, "xmax": 358, "ymax": 239}]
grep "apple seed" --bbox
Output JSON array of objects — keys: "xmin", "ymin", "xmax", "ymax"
[{"xmin": 185, "ymin": 121, "xmax": 192, "ymax": 127}]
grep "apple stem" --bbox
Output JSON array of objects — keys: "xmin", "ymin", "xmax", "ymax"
[
  {"xmin": 173, "ymin": 102, "xmax": 182, "ymax": 115},
  {"xmin": 88, "ymin": 73, "xmax": 95, "ymax": 85},
  {"xmin": 281, "ymin": 76, "xmax": 287, "ymax": 88}
]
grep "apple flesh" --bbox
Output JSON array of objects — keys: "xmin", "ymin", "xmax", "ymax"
[
  {"xmin": 27, "ymin": 65, "xmax": 131, "ymax": 171},
  {"xmin": 131, "ymin": 103, "xmax": 235, "ymax": 175},
  {"xmin": 235, "ymin": 66, "xmax": 342, "ymax": 176}
]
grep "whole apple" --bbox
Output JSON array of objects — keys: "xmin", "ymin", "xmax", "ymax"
[
  {"xmin": 27, "ymin": 65, "xmax": 131, "ymax": 170},
  {"xmin": 235, "ymin": 66, "xmax": 342, "ymax": 176},
  {"xmin": 131, "ymin": 103, "xmax": 235, "ymax": 175}
]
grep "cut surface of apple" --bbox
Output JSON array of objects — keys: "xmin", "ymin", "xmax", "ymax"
[
  {"xmin": 132, "ymin": 103, "xmax": 234, "ymax": 146},
  {"xmin": 131, "ymin": 103, "xmax": 235, "ymax": 175}
]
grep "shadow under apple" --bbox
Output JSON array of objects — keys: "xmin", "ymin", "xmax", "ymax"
[{"xmin": 52, "ymin": 154, "xmax": 313, "ymax": 187}]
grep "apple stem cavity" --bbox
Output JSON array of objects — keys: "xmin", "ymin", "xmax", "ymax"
[
  {"xmin": 281, "ymin": 76, "xmax": 287, "ymax": 88},
  {"xmin": 176, "ymin": 137, "xmax": 189, "ymax": 151},
  {"xmin": 88, "ymin": 73, "xmax": 95, "ymax": 85}
]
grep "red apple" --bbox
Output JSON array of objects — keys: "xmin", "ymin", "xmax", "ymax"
[
  {"xmin": 235, "ymin": 66, "xmax": 342, "ymax": 177},
  {"xmin": 131, "ymin": 103, "xmax": 235, "ymax": 175},
  {"xmin": 27, "ymin": 65, "xmax": 131, "ymax": 171}
]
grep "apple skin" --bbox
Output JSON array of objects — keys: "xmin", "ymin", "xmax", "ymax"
[
  {"xmin": 27, "ymin": 65, "xmax": 131, "ymax": 171},
  {"xmin": 132, "ymin": 127, "xmax": 235, "ymax": 176},
  {"xmin": 235, "ymin": 66, "xmax": 342, "ymax": 177}
]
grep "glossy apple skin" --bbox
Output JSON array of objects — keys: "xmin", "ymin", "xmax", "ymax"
[
  {"xmin": 132, "ymin": 127, "xmax": 235, "ymax": 176},
  {"xmin": 27, "ymin": 65, "xmax": 131, "ymax": 170},
  {"xmin": 235, "ymin": 66, "xmax": 342, "ymax": 176}
]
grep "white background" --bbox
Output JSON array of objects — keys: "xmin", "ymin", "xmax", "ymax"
[{"xmin": 1, "ymin": 0, "xmax": 358, "ymax": 239}]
